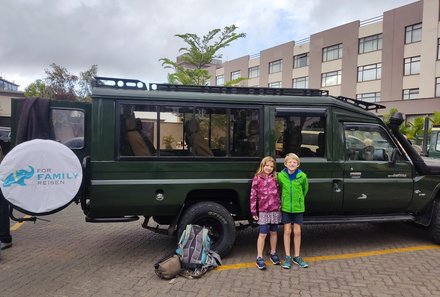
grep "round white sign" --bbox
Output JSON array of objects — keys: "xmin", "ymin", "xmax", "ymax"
[{"xmin": 0, "ymin": 139, "xmax": 83, "ymax": 215}]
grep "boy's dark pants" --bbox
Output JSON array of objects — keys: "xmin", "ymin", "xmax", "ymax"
[{"xmin": 0, "ymin": 192, "xmax": 11, "ymax": 243}]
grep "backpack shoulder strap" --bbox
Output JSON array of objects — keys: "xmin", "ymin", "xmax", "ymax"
[
  {"xmin": 201, "ymin": 227, "xmax": 210, "ymax": 251},
  {"xmin": 176, "ymin": 224, "xmax": 193, "ymax": 255}
]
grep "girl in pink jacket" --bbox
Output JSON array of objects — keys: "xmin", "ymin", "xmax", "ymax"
[{"xmin": 250, "ymin": 156, "xmax": 281, "ymax": 270}]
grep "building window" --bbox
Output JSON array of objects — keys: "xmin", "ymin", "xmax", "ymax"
[
  {"xmin": 231, "ymin": 70, "xmax": 241, "ymax": 81},
  {"xmin": 269, "ymin": 60, "xmax": 282, "ymax": 73},
  {"xmin": 292, "ymin": 76, "xmax": 309, "ymax": 88},
  {"xmin": 268, "ymin": 81, "xmax": 282, "ymax": 88},
  {"xmin": 404, "ymin": 56, "xmax": 420, "ymax": 75},
  {"xmin": 0, "ymin": 79, "xmax": 18, "ymax": 91},
  {"xmin": 248, "ymin": 66, "xmax": 259, "ymax": 78},
  {"xmin": 436, "ymin": 78, "xmax": 440, "ymax": 97},
  {"xmin": 293, "ymin": 53, "xmax": 309, "ymax": 68},
  {"xmin": 356, "ymin": 92, "xmax": 381, "ymax": 103},
  {"xmin": 405, "ymin": 23, "xmax": 422, "ymax": 44},
  {"xmin": 359, "ymin": 34, "xmax": 382, "ymax": 54},
  {"xmin": 322, "ymin": 44, "xmax": 343, "ymax": 62},
  {"xmin": 321, "ymin": 70, "xmax": 342, "ymax": 87},
  {"xmin": 358, "ymin": 63, "xmax": 381, "ymax": 82},
  {"xmin": 216, "ymin": 75, "xmax": 224, "ymax": 86},
  {"xmin": 403, "ymin": 88, "xmax": 419, "ymax": 100}
]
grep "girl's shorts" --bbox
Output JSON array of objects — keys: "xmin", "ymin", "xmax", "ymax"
[
  {"xmin": 259, "ymin": 224, "xmax": 278, "ymax": 234},
  {"xmin": 281, "ymin": 212, "xmax": 304, "ymax": 225}
]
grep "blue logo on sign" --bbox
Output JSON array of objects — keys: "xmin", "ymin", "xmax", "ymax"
[{"xmin": 3, "ymin": 166, "xmax": 35, "ymax": 187}]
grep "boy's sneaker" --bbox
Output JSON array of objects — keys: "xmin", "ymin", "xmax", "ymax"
[
  {"xmin": 270, "ymin": 253, "xmax": 280, "ymax": 265},
  {"xmin": 256, "ymin": 257, "xmax": 266, "ymax": 270},
  {"xmin": 293, "ymin": 256, "xmax": 309, "ymax": 268},
  {"xmin": 0, "ymin": 241, "xmax": 12, "ymax": 250},
  {"xmin": 282, "ymin": 256, "xmax": 292, "ymax": 269}
]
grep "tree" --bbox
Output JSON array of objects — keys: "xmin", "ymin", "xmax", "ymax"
[
  {"xmin": 405, "ymin": 116, "xmax": 424, "ymax": 144},
  {"xmin": 25, "ymin": 63, "xmax": 98, "ymax": 101},
  {"xmin": 76, "ymin": 65, "xmax": 98, "ymax": 101},
  {"xmin": 160, "ymin": 25, "xmax": 246, "ymax": 85},
  {"xmin": 44, "ymin": 63, "xmax": 78, "ymax": 100},
  {"xmin": 429, "ymin": 111, "xmax": 440, "ymax": 126},
  {"xmin": 24, "ymin": 79, "xmax": 49, "ymax": 97}
]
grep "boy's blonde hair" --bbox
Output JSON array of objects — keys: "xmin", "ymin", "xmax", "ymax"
[
  {"xmin": 284, "ymin": 153, "xmax": 300, "ymax": 166},
  {"xmin": 255, "ymin": 156, "xmax": 276, "ymax": 176}
]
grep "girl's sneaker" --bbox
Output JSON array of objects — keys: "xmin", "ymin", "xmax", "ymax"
[
  {"xmin": 282, "ymin": 256, "xmax": 292, "ymax": 269},
  {"xmin": 270, "ymin": 253, "xmax": 280, "ymax": 265},
  {"xmin": 256, "ymin": 257, "xmax": 266, "ymax": 270},
  {"xmin": 293, "ymin": 256, "xmax": 309, "ymax": 268}
]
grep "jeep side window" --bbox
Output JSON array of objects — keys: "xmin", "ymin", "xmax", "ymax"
[
  {"xmin": 194, "ymin": 107, "xmax": 227, "ymax": 156},
  {"xmin": 274, "ymin": 112, "xmax": 325, "ymax": 158},
  {"xmin": 119, "ymin": 103, "xmax": 260, "ymax": 158},
  {"xmin": 344, "ymin": 124, "xmax": 396, "ymax": 161},
  {"xmin": 120, "ymin": 104, "xmax": 157, "ymax": 156},
  {"xmin": 230, "ymin": 109, "xmax": 260, "ymax": 157},
  {"xmin": 51, "ymin": 109, "xmax": 85, "ymax": 149}
]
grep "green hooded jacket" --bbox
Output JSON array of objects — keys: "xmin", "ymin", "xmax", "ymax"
[{"xmin": 278, "ymin": 168, "xmax": 308, "ymax": 213}]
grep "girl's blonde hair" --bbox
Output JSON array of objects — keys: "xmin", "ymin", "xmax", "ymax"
[
  {"xmin": 284, "ymin": 153, "xmax": 300, "ymax": 166},
  {"xmin": 255, "ymin": 156, "xmax": 276, "ymax": 176}
]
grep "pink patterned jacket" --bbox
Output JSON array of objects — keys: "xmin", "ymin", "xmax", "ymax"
[{"xmin": 250, "ymin": 173, "xmax": 281, "ymax": 216}]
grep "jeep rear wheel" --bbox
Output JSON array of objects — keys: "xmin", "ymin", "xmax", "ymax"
[
  {"xmin": 429, "ymin": 201, "xmax": 440, "ymax": 244},
  {"xmin": 178, "ymin": 201, "xmax": 236, "ymax": 257}
]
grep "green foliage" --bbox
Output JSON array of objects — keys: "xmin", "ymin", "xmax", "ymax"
[
  {"xmin": 25, "ymin": 63, "xmax": 98, "ymax": 101},
  {"xmin": 429, "ymin": 112, "xmax": 440, "ymax": 126},
  {"xmin": 76, "ymin": 64, "xmax": 98, "ymax": 102},
  {"xmin": 44, "ymin": 63, "xmax": 78, "ymax": 100},
  {"xmin": 382, "ymin": 108, "xmax": 398, "ymax": 125},
  {"xmin": 162, "ymin": 135, "xmax": 175, "ymax": 149},
  {"xmin": 160, "ymin": 25, "xmax": 246, "ymax": 85},
  {"xmin": 24, "ymin": 79, "xmax": 49, "ymax": 97},
  {"xmin": 161, "ymin": 58, "xmax": 210, "ymax": 85},
  {"xmin": 406, "ymin": 116, "xmax": 424, "ymax": 144},
  {"xmin": 224, "ymin": 77, "xmax": 248, "ymax": 87}
]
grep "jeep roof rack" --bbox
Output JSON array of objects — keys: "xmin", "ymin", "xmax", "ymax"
[
  {"xmin": 150, "ymin": 83, "xmax": 329, "ymax": 97},
  {"xmin": 93, "ymin": 76, "xmax": 385, "ymax": 111},
  {"xmin": 335, "ymin": 96, "xmax": 386, "ymax": 111},
  {"xmin": 93, "ymin": 76, "xmax": 148, "ymax": 90}
]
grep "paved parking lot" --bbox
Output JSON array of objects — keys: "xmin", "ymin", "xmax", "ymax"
[{"xmin": 1, "ymin": 204, "xmax": 440, "ymax": 297}]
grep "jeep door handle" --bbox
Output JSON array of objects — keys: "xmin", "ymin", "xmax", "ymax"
[{"xmin": 333, "ymin": 179, "xmax": 342, "ymax": 193}]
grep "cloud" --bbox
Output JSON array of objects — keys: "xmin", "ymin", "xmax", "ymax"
[{"xmin": 0, "ymin": 0, "xmax": 416, "ymax": 90}]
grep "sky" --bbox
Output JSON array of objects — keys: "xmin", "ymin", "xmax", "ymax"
[{"xmin": 1, "ymin": 0, "xmax": 417, "ymax": 91}]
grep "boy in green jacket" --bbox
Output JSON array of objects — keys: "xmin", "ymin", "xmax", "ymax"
[{"xmin": 278, "ymin": 153, "xmax": 309, "ymax": 269}]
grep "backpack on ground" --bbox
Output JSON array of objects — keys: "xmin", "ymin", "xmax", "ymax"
[{"xmin": 176, "ymin": 224, "xmax": 221, "ymax": 277}]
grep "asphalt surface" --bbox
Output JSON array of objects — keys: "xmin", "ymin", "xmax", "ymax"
[{"xmin": 1, "ymin": 204, "xmax": 440, "ymax": 297}]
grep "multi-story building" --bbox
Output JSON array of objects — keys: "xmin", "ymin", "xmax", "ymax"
[
  {"xmin": 0, "ymin": 77, "xmax": 24, "ymax": 127},
  {"xmin": 208, "ymin": 0, "xmax": 440, "ymax": 120}
]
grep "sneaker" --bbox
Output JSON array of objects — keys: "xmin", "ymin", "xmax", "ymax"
[
  {"xmin": 282, "ymin": 256, "xmax": 292, "ymax": 269},
  {"xmin": 270, "ymin": 253, "xmax": 280, "ymax": 265},
  {"xmin": 293, "ymin": 256, "xmax": 309, "ymax": 268},
  {"xmin": 0, "ymin": 242, "xmax": 12, "ymax": 250},
  {"xmin": 256, "ymin": 257, "xmax": 266, "ymax": 270}
]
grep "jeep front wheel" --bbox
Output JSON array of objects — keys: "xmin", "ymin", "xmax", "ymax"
[
  {"xmin": 178, "ymin": 201, "xmax": 236, "ymax": 257},
  {"xmin": 429, "ymin": 201, "xmax": 440, "ymax": 244}
]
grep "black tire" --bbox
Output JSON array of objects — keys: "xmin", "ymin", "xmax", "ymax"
[
  {"xmin": 178, "ymin": 201, "xmax": 236, "ymax": 257},
  {"xmin": 429, "ymin": 201, "xmax": 440, "ymax": 244}
]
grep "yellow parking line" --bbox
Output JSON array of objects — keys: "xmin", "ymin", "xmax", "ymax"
[
  {"xmin": 10, "ymin": 215, "xmax": 31, "ymax": 231},
  {"xmin": 215, "ymin": 244, "xmax": 440, "ymax": 271}
]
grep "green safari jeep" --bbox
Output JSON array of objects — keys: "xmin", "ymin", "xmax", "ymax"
[{"xmin": 3, "ymin": 77, "xmax": 440, "ymax": 257}]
